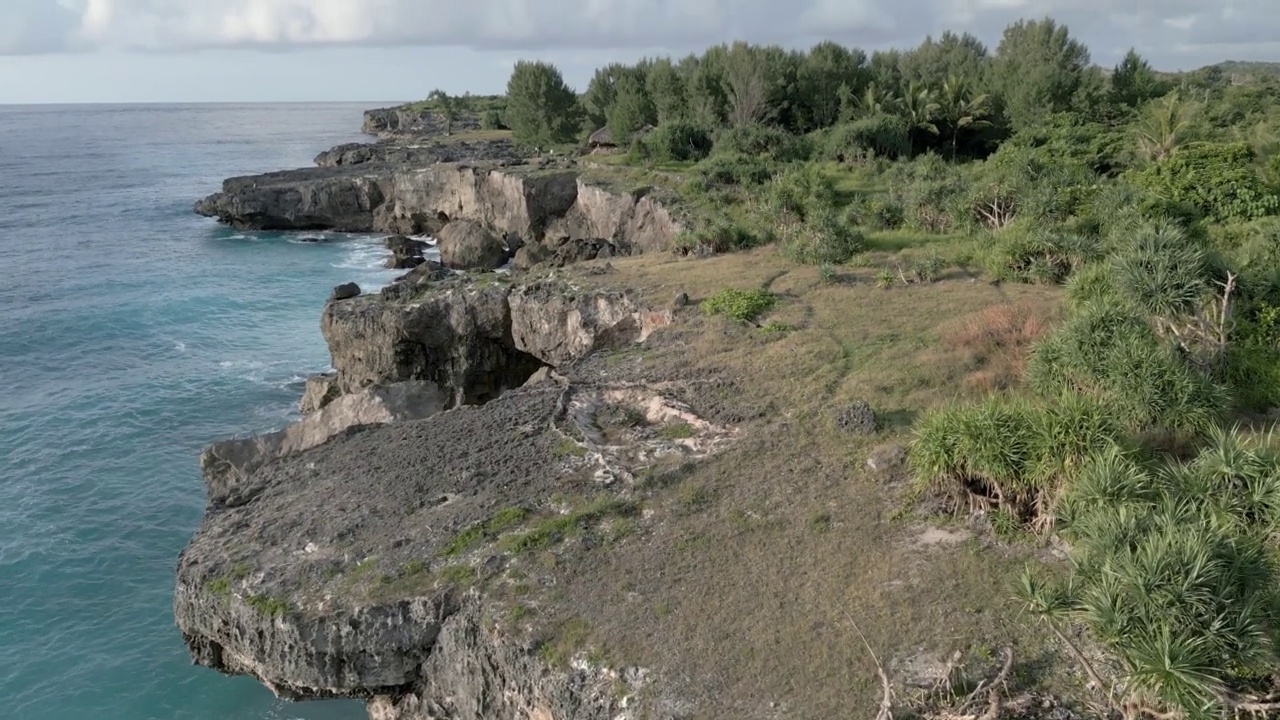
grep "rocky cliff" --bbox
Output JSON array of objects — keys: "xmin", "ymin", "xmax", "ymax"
[
  {"xmin": 176, "ymin": 266, "xmax": 688, "ymax": 719},
  {"xmin": 195, "ymin": 161, "xmax": 683, "ymax": 259},
  {"xmin": 362, "ymin": 106, "xmax": 481, "ymax": 138}
]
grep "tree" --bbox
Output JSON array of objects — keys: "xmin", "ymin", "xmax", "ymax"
[
  {"xmin": 582, "ymin": 63, "xmax": 640, "ymax": 131},
  {"xmin": 1135, "ymin": 91, "xmax": 1195, "ymax": 162},
  {"xmin": 936, "ymin": 75, "xmax": 993, "ymax": 158},
  {"xmin": 426, "ymin": 89, "xmax": 456, "ymax": 134},
  {"xmin": 504, "ymin": 60, "xmax": 581, "ymax": 147},
  {"xmin": 868, "ymin": 49, "xmax": 904, "ymax": 90},
  {"xmin": 855, "ymin": 81, "xmax": 899, "ymax": 118},
  {"xmin": 991, "ymin": 18, "xmax": 1091, "ymax": 131},
  {"xmin": 796, "ymin": 41, "xmax": 868, "ymax": 131},
  {"xmin": 1111, "ymin": 48, "xmax": 1164, "ymax": 108},
  {"xmin": 606, "ymin": 72, "xmax": 657, "ymax": 144},
  {"xmin": 686, "ymin": 50, "xmax": 728, "ymax": 128},
  {"xmin": 646, "ymin": 58, "xmax": 688, "ymax": 124},
  {"xmin": 898, "ymin": 80, "xmax": 940, "ymax": 150},
  {"xmin": 899, "ymin": 31, "xmax": 990, "ymax": 91},
  {"xmin": 723, "ymin": 42, "xmax": 775, "ymax": 127}
]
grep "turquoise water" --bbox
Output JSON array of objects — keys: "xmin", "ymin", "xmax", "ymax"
[{"xmin": 0, "ymin": 104, "xmax": 400, "ymax": 720}]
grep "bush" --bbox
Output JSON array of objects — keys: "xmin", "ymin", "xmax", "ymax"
[
  {"xmin": 714, "ymin": 123, "xmax": 808, "ymax": 162},
  {"xmin": 910, "ymin": 394, "xmax": 1122, "ymax": 529},
  {"xmin": 888, "ymin": 154, "xmax": 967, "ymax": 233},
  {"xmin": 780, "ymin": 207, "xmax": 866, "ymax": 265},
  {"xmin": 643, "ymin": 122, "xmax": 713, "ymax": 162},
  {"xmin": 694, "ymin": 153, "xmax": 775, "ymax": 186},
  {"xmin": 1025, "ymin": 306, "xmax": 1227, "ymax": 433},
  {"xmin": 700, "ymin": 288, "xmax": 777, "ymax": 323},
  {"xmin": 850, "ymin": 195, "xmax": 905, "ymax": 230},
  {"xmin": 673, "ymin": 217, "xmax": 769, "ymax": 255},
  {"xmin": 825, "ymin": 114, "xmax": 911, "ymax": 162},
  {"xmin": 761, "ymin": 164, "xmax": 839, "ymax": 220},
  {"xmin": 1019, "ymin": 433, "xmax": 1280, "ymax": 719},
  {"xmin": 480, "ymin": 109, "xmax": 505, "ymax": 130},
  {"xmin": 988, "ymin": 227, "xmax": 1101, "ymax": 284},
  {"xmin": 1129, "ymin": 142, "xmax": 1280, "ymax": 222}
]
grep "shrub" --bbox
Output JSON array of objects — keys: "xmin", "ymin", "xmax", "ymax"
[
  {"xmin": 714, "ymin": 123, "xmax": 808, "ymax": 162},
  {"xmin": 694, "ymin": 153, "xmax": 775, "ymax": 186},
  {"xmin": 988, "ymin": 227, "xmax": 1101, "ymax": 284},
  {"xmin": 910, "ymin": 393, "xmax": 1122, "ymax": 529},
  {"xmin": 851, "ymin": 195, "xmax": 905, "ymax": 230},
  {"xmin": 780, "ymin": 207, "xmax": 866, "ymax": 265},
  {"xmin": 480, "ymin": 109, "xmax": 505, "ymax": 130},
  {"xmin": 1129, "ymin": 142, "xmax": 1280, "ymax": 222},
  {"xmin": 1019, "ymin": 433, "xmax": 1280, "ymax": 719},
  {"xmin": 673, "ymin": 217, "xmax": 769, "ymax": 255},
  {"xmin": 700, "ymin": 288, "xmax": 777, "ymax": 323},
  {"xmin": 888, "ymin": 155, "xmax": 967, "ymax": 233},
  {"xmin": 825, "ymin": 114, "xmax": 911, "ymax": 162},
  {"xmin": 1025, "ymin": 305, "xmax": 1227, "ymax": 433},
  {"xmin": 643, "ymin": 122, "xmax": 713, "ymax": 162}
]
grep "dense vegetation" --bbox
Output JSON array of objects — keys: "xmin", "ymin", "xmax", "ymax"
[{"xmin": 470, "ymin": 17, "xmax": 1280, "ymax": 719}]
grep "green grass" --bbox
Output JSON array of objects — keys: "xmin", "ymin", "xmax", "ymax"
[
  {"xmin": 499, "ymin": 498, "xmax": 638, "ymax": 554},
  {"xmin": 246, "ymin": 594, "xmax": 291, "ymax": 617},
  {"xmin": 441, "ymin": 506, "xmax": 531, "ymax": 556},
  {"xmin": 537, "ymin": 617, "xmax": 592, "ymax": 667},
  {"xmin": 438, "ymin": 565, "xmax": 476, "ymax": 586},
  {"xmin": 659, "ymin": 422, "xmax": 696, "ymax": 440},
  {"xmin": 207, "ymin": 577, "xmax": 231, "ymax": 597},
  {"xmin": 554, "ymin": 437, "xmax": 588, "ymax": 458}
]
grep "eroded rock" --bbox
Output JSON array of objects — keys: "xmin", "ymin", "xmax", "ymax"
[
  {"xmin": 299, "ymin": 373, "xmax": 340, "ymax": 414},
  {"xmin": 436, "ymin": 220, "xmax": 506, "ymax": 270},
  {"xmin": 332, "ymin": 282, "xmax": 361, "ymax": 301},
  {"xmin": 384, "ymin": 235, "xmax": 428, "ymax": 270},
  {"xmin": 199, "ymin": 380, "xmax": 446, "ymax": 506}
]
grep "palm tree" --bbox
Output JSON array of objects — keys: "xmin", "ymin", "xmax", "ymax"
[
  {"xmin": 1135, "ymin": 92, "xmax": 1194, "ymax": 162},
  {"xmin": 856, "ymin": 81, "xmax": 899, "ymax": 116},
  {"xmin": 897, "ymin": 80, "xmax": 940, "ymax": 150},
  {"xmin": 936, "ymin": 75, "xmax": 993, "ymax": 159}
]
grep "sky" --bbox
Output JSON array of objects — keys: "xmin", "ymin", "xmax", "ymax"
[{"xmin": 0, "ymin": 0, "xmax": 1276, "ymax": 104}]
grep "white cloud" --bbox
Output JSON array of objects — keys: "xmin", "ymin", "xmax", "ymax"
[{"xmin": 1, "ymin": 0, "xmax": 1277, "ymax": 73}]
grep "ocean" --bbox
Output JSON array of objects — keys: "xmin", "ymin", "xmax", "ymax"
[{"xmin": 0, "ymin": 103, "xmax": 403, "ymax": 720}]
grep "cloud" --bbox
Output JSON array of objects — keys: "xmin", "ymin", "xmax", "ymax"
[{"xmin": 2, "ymin": 0, "xmax": 1278, "ymax": 69}]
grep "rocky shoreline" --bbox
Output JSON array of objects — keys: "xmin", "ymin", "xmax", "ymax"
[{"xmin": 177, "ymin": 111, "xmax": 700, "ymax": 719}]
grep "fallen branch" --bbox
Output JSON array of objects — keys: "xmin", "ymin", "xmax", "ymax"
[{"xmin": 842, "ymin": 608, "xmax": 893, "ymax": 720}]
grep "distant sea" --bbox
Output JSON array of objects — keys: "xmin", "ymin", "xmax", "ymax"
[{"xmin": 0, "ymin": 103, "xmax": 403, "ymax": 720}]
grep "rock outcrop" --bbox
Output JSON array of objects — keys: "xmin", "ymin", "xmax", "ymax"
[
  {"xmin": 199, "ymin": 380, "xmax": 447, "ymax": 506},
  {"xmin": 320, "ymin": 273, "xmax": 672, "ymax": 407},
  {"xmin": 436, "ymin": 220, "xmax": 506, "ymax": 270},
  {"xmin": 195, "ymin": 163, "xmax": 683, "ymax": 262},
  {"xmin": 315, "ymin": 139, "xmax": 521, "ymax": 168},
  {"xmin": 384, "ymin": 235, "xmax": 428, "ymax": 270},
  {"xmin": 362, "ymin": 107, "xmax": 482, "ymax": 138}
]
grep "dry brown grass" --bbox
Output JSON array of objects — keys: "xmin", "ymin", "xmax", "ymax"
[
  {"xmin": 937, "ymin": 303, "xmax": 1058, "ymax": 393},
  {"xmin": 514, "ymin": 249, "xmax": 1072, "ymax": 719}
]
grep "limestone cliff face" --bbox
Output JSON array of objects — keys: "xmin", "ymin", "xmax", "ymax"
[
  {"xmin": 320, "ymin": 272, "xmax": 672, "ymax": 406},
  {"xmin": 195, "ymin": 163, "xmax": 683, "ymax": 256}
]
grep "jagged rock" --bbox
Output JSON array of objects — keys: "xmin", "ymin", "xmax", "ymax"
[
  {"xmin": 836, "ymin": 400, "xmax": 879, "ymax": 435},
  {"xmin": 384, "ymin": 235, "xmax": 427, "ymax": 269},
  {"xmin": 361, "ymin": 106, "xmax": 482, "ymax": 137},
  {"xmin": 195, "ymin": 164, "xmax": 682, "ymax": 260},
  {"xmin": 199, "ymin": 380, "xmax": 447, "ymax": 506},
  {"xmin": 672, "ymin": 292, "xmax": 690, "ymax": 308},
  {"xmin": 380, "ymin": 261, "xmax": 452, "ymax": 302},
  {"xmin": 316, "ymin": 139, "xmax": 521, "ymax": 167},
  {"xmin": 332, "ymin": 283, "xmax": 361, "ymax": 301},
  {"xmin": 545, "ymin": 237, "xmax": 629, "ymax": 268},
  {"xmin": 299, "ymin": 373, "xmax": 340, "ymax": 414},
  {"xmin": 513, "ymin": 242, "xmax": 552, "ymax": 271},
  {"xmin": 436, "ymin": 220, "xmax": 506, "ymax": 270},
  {"xmin": 508, "ymin": 283, "xmax": 672, "ymax": 368},
  {"xmin": 175, "ymin": 387, "xmax": 633, "ymax": 718}
]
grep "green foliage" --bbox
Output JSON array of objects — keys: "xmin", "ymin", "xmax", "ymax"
[
  {"xmin": 1026, "ymin": 306, "xmax": 1226, "ymax": 433},
  {"xmin": 780, "ymin": 207, "xmax": 866, "ymax": 265},
  {"xmin": 504, "ymin": 60, "xmax": 580, "ymax": 146},
  {"xmin": 887, "ymin": 154, "xmax": 967, "ymax": 233},
  {"xmin": 824, "ymin": 114, "xmax": 911, "ymax": 162},
  {"xmin": 438, "ymin": 565, "xmax": 476, "ymax": 586},
  {"xmin": 694, "ymin": 153, "xmax": 775, "ymax": 187},
  {"xmin": 1110, "ymin": 48, "xmax": 1167, "ymax": 109},
  {"xmin": 910, "ymin": 394, "xmax": 1122, "ymax": 527},
  {"xmin": 643, "ymin": 122, "xmax": 713, "ymax": 162},
  {"xmin": 498, "ymin": 498, "xmax": 638, "ymax": 554},
  {"xmin": 673, "ymin": 216, "xmax": 770, "ymax": 255},
  {"xmin": 480, "ymin": 109, "xmax": 505, "ymax": 130},
  {"xmin": 606, "ymin": 71, "xmax": 657, "ymax": 145},
  {"xmin": 714, "ymin": 123, "xmax": 808, "ymax": 162},
  {"xmin": 246, "ymin": 594, "xmax": 291, "ymax": 617},
  {"xmin": 442, "ymin": 506, "xmax": 531, "ymax": 556},
  {"xmin": 701, "ymin": 288, "xmax": 778, "ymax": 323},
  {"xmin": 1130, "ymin": 142, "xmax": 1280, "ymax": 222},
  {"xmin": 849, "ymin": 195, "xmax": 905, "ymax": 230},
  {"xmin": 797, "ymin": 41, "xmax": 869, "ymax": 130},
  {"xmin": 899, "ymin": 31, "xmax": 989, "ymax": 91},
  {"xmin": 990, "ymin": 18, "xmax": 1091, "ymax": 131},
  {"xmin": 989, "ymin": 227, "xmax": 1100, "ymax": 284},
  {"xmin": 646, "ymin": 58, "xmax": 689, "ymax": 124},
  {"xmin": 1020, "ymin": 435, "xmax": 1280, "ymax": 718}
]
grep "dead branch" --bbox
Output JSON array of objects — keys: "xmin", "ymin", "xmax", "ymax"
[{"xmin": 842, "ymin": 608, "xmax": 893, "ymax": 720}]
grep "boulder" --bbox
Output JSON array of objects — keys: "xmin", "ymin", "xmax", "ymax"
[
  {"xmin": 383, "ymin": 235, "xmax": 427, "ymax": 269},
  {"xmin": 298, "ymin": 373, "xmax": 340, "ymax": 414},
  {"xmin": 436, "ymin": 220, "xmax": 506, "ymax": 270},
  {"xmin": 512, "ymin": 242, "xmax": 552, "ymax": 271},
  {"xmin": 836, "ymin": 400, "xmax": 879, "ymax": 435},
  {"xmin": 199, "ymin": 380, "xmax": 447, "ymax": 506},
  {"xmin": 332, "ymin": 282, "xmax": 361, "ymax": 301}
]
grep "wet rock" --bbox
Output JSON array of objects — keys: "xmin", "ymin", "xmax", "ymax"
[
  {"xmin": 384, "ymin": 235, "xmax": 428, "ymax": 269},
  {"xmin": 836, "ymin": 400, "xmax": 879, "ymax": 435},
  {"xmin": 332, "ymin": 282, "xmax": 361, "ymax": 301},
  {"xmin": 437, "ymin": 220, "xmax": 506, "ymax": 271}
]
